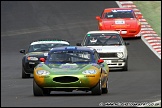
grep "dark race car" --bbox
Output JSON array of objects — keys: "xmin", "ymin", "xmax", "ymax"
[{"xmin": 19, "ymin": 39, "xmax": 70, "ymax": 78}]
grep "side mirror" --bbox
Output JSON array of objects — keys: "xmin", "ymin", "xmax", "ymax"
[
  {"xmin": 20, "ymin": 49, "xmax": 25, "ymax": 54},
  {"xmin": 97, "ymin": 59, "xmax": 104, "ymax": 64},
  {"xmin": 40, "ymin": 58, "xmax": 46, "ymax": 62},
  {"xmin": 76, "ymin": 43, "xmax": 81, "ymax": 46},
  {"xmin": 96, "ymin": 16, "xmax": 101, "ymax": 20}
]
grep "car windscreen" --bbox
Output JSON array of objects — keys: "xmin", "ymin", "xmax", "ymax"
[
  {"xmin": 104, "ymin": 10, "xmax": 134, "ymax": 18},
  {"xmin": 48, "ymin": 51, "xmax": 92, "ymax": 64},
  {"xmin": 28, "ymin": 43, "xmax": 69, "ymax": 52},
  {"xmin": 84, "ymin": 33, "xmax": 122, "ymax": 46}
]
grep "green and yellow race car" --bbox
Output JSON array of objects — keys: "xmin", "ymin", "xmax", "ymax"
[{"xmin": 33, "ymin": 46, "xmax": 110, "ymax": 96}]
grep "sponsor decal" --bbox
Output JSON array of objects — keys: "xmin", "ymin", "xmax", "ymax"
[
  {"xmin": 84, "ymin": 75, "xmax": 95, "ymax": 77},
  {"xmin": 60, "ymin": 63, "xmax": 78, "ymax": 69},
  {"xmin": 87, "ymin": 34, "xmax": 91, "ymax": 36},
  {"xmin": 29, "ymin": 62, "xmax": 35, "ymax": 64},
  {"xmin": 112, "ymin": 10, "xmax": 132, "ymax": 12},
  {"xmin": 114, "ymin": 25, "xmax": 127, "ymax": 28}
]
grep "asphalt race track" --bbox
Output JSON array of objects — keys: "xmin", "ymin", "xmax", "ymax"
[{"xmin": 1, "ymin": 1, "xmax": 161, "ymax": 107}]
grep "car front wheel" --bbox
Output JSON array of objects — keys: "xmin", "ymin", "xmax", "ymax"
[
  {"xmin": 91, "ymin": 79, "xmax": 102, "ymax": 95},
  {"xmin": 22, "ymin": 66, "xmax": 30, "ymax": 78},
  {"xmin": 102, "ymin": 79, "xmax": 108, "ymax": 94},
  {"xmin": 123, "ymin": 58, "xmax": 128, "ymax": 71},
  {"xmin": 33, "ymin": 80, "xmax": 50, "ymax": 96}
]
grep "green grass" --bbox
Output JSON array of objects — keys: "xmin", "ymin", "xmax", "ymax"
[
  {"xmin": 133, "ymin": 1, "xmax": 161, "ymax": 37},
  {"xmin": 132, "ymin": 2, "xmax": 161, "ymax": 107}
]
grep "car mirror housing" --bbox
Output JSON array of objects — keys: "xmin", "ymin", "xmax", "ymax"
[
  {"xmin": 98, "ymin": 59, "xmax": 104, "ymax": 64},
  {"xmin": 20, "ymin": 49, "xmax": 25, "ymax": 54},
  {"xmin": 96, "ymin": 16, "xmax": 101, "ymax": 20}
]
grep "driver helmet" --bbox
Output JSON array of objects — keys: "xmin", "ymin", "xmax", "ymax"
[{"xmin": 90, "ymin": 37, "xmax": 97, "ymax": 43}]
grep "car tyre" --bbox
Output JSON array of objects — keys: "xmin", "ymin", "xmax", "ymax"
[
  {"xmin": 33, "ymin": 79, "xmax": 44, "ymax": 96},
  {"xmin": 91, "ymin": 79, "xmax": 102, "ymax": 95},
  {"xmin": 22, "ymin": 66, "xmax": 30, "ymax": 78},
  {"xmin": 43, "ymin": 89, "xmax": 51, "ymax": 96},
  {"xmin": 102, "ymin": 79, "xmax": 108, "ymax": 94},
  {"xmin": 123, "ymin": 58, "xmax": 128, "ymax": 71}
]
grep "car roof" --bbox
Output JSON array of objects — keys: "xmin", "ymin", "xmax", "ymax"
[
  {"xmin": 30, "ymin": 40, "xmax": 70, "ymax": 45},
  {"xmin": 86, "ymin": 30, "xmax": 120, "ymax": 34},
  {"xmin": 49, "ymin": 46, "xmax": 96, "ymax": 53}
]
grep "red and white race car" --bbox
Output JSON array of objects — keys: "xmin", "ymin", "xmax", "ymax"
[{"xmin": 96, "ymin": 8, "xmax": 142, "ymax": 38}]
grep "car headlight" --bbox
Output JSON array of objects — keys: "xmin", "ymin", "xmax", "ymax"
[
  {"xmin": 117, "ymin": 52, "xmax": 123, "ymax": 58},
  {"xmin": 27, "ymin": 57, "xmax": 38, "ymax": 61},
  {"xmin": 37, "ymin": 70, "xmax": 50, "ymax": 75},
  {"xmin": 82, "ymin": 70, "xmax": 96, "ymax": 74}
]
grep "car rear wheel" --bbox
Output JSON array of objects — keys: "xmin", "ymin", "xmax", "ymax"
[
  {"xmin": 102, "ymin": 79, "xmax": 108, "ymax": 94},
  {"xmin": 22, "ymin": 66, "xmax": 30, "ymax": 78},
  {"xmin": 91, "ymin": 79, "xmax": 102, "ymax": 95}
]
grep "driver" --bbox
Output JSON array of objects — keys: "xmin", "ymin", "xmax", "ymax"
[
  {"xmin": 89, "ymin": 37, "xmax": 102, "ymax": 45},
  {"xmin": 90, "ymin": 37, "xmax": 97, "ymax": 44}
]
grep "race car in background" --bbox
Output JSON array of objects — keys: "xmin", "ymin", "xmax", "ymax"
[
  {"xmin": 76, "ymin": 31, "xmax": 129, "ymax": 71},
  {"xmin": 19, "ymin": 39, "xmax": 70, "ymax": 78},
  {"xmin": 95, "ymin": 8, "xmax": 141, "ymax": 38},
  {"xmin": 33, "ymin": 46, "xmax": 109, "ymax": 96}
]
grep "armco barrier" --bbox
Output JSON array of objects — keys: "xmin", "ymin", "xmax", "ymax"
[{"xmin": 116, "ymin": 1, "xmax": 161, "ymax": 59}]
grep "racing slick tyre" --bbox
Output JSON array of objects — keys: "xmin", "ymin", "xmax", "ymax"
[
  {"xmin": 102, "ymin": 79, "xmax": 108, "ymax": 94},
  {"xmin": 123, "ymin": 58, "xmax": 128, "ymax": 71},
  {"xmin": 33, "ymin": 80, "xmax": 50, "ymax": 96},
  {"xmin": 22, "ymin": 66, "xmax": 30, "ymax": 78},
  {"xmin": 91, "ymin": 79, "xmax": 102, "ymax": 95}
]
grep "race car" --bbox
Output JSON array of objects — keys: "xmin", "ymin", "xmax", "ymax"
[
  {"xmin": 19, "ymin": 39, "xmax": 70, "ymax": 78},
  {"xmin": 76, "ymin": 30, "xmax": 129, "ymax": 71},
  {"xmin": 33, "ymin": 46, "xmax": 109, "ymax": 96},
  {"xmin": 95, "ymin": 8, "xmax": 141, "ymax": 38}
]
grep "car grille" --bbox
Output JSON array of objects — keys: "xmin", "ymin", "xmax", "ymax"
[
  {"xmin": 53, "ymin": 76, "xmax": 79, "ymax": 83},
  {"xmin": 98, "ymin": 53, "xmax": 117, "ymax": 58}
]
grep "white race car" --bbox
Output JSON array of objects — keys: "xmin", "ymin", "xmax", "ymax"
[{"xmin": 77, "ymin": 31, "xmax": 129, "ymax": 71}]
